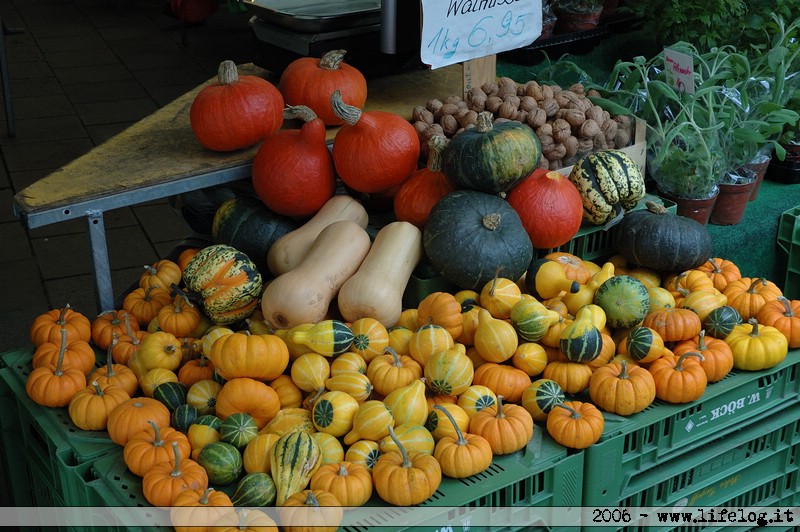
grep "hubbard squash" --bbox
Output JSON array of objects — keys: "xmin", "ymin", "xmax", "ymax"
[
  {"xmin": 338, "ymin": 221, "xmax": 423, "ymax": 327},
  {"xmin": 613, "ymin": 201, "xmax": 712, "ymax": 271},
  {"xmin": 424, "ymin": 190, "xmax": 533, "ymax": 291},
  {"xmin": 266, "ymin": 195, "xmax": 369, "ymax": 276},
  {"xmin": 262, "ymin": 221, "xmax": 371, "ymax": 329}
]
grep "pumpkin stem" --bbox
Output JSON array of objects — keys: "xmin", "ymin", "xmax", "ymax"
[
  {"xmin": 91, "ymin": 380, "xmax": 104, "ymax": 396},
  {"xmin": 216, "ymin": 60, "xmax": 239, "ymax": 86},
  {"xmin": 330, "ymin": 89, "xmax": 362, "ymax": 126},
  {"xmin": 122, "ymin": 313, "xmax": 139, "ymax": 346},
  {"xmin": 142, "ymin": 264, "xmax": 158, "ymax": 277},
  {"xmin": 427, "ymin": 135, "xmax": 447, "ymax": 172},
  {"xmin": 433, "ymin": 404, "xmax": 468, "ymax": 446},
  {"xmin": 304, "ymin": 490, "xmax": 320, "ymax": 506},
  {"xmin": 143, "ymin": 285, "xmax": 157, "ymax": 301},
  {"xmin": 57, "ymin": 303, "xmax": 72, "ymax": 325},
  {"xmin": 494, "ymin": 395, "xmax": 506, "ymax": 419},
  {"xmin": 489, "ymin": 266, "xmax": 504, "ymax": 296},
  {"xmin": 169, "ymin": 440, "xmax": 183, "ymax": 477},
  {"xmin": 644, "ymin": 201, "xmax": 667, "ymax": 215},
  {"xmin": 387, "ymin": 425, "xmax": 413, "ymax": 469},
  {"xmin": 236, "ymin": 509, "xmax": 248, "ymax": 528},
  {"xmin": 554, "ymin": 402, "xmax": 581, "ymax": 419},
  {"xmin": 748, "ymin": 317, "xmax": 760, "ymax": 337},
  {"xmin": 696, "ymin": 329, "xmax": 708, "ymax": 351},
  {"xmin": 675, "ymin": 351, "xmax": 705, "ymax": 371},
  {"xmin": 778, "ymin": 296, "xmax": 795, "ymax": 317},
  {"xmin": 148, "ymin": 419, "xmax": 165, "ymax": 447},
  {"xmin": 54, "ymin": 327, "xmax": 68, "ymax": 377},
  {"xmin": 619, "ymin": 359, "xmax": 630, "ymax": 379},
  {"xmin": 107, "ymin": 335, "xmax": 119, "ymax": 373},
  {"xmin": 475, "ymin": 111, "xmax": 494, "ymax": 133},
  {"xmin": 481, "ymin": 213, "xmax": 501, "ymax": 231},
  {"xmin": 198, "ymin": 487, "xmax": 214, "ymax": 505},
  {"xmin": 747, "ymin": 278, "xmax": 766, "ymax": 294},
  {"xmin": 384, "ymin": 346, "xmax": 404, "ymax": 367},
  {"xmin": 319, "ymin": 49, "xmax": 347, "ymax": 70},
  {"xmin": 708, "ymin": 257, "xmax": 722, "ymax": 274},
  {"xmin": 338, "ymin": 463, "xmax": 349, "ymax": 476},
  {"xmin": 283, "ymin": 105, "xmax": 317, "ymax": 123}
]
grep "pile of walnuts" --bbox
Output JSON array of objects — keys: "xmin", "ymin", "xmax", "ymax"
[{"xmin": 411, "ymin": 76, "xmax": 634, "ymax": 170}]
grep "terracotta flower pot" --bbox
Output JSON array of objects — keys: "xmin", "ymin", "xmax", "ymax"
[
  {"xmin": 554, "ymin": 8, "xmax": 603, "ymax": 33},
  {"xmin": 709, "ymin": 180, "xmax": 756, "ymax": 225},
  {"xmin": 658, "ymin": 188, "xmax": 719, "ymax": 226}
]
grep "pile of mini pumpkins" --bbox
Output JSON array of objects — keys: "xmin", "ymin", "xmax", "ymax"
[{"xmin": 24, "ymin": 239, "xmax": 800, "ymax": 526}]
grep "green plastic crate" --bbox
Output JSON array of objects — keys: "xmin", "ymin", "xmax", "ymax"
[
  {"xmin": 777, "ymin": 204, "xmax": 800, "ymax": 298},
  {"xmin": 0, "ymin": 366, "xmax": 30, "ymax": 506},
  {"xmin": 583, "ymin": 352, "xmax": 800, "ymax": 507},
  {"xmin": 0, "ymin": 349, "xmax": 119, "ymax": 505},
  {"xmin": 590, "ymin": 401, "xmax": 800, "ymax": 532},
  {"xmin": 82, "ymin": 430, "xmax": 582, "ymax": 532}
]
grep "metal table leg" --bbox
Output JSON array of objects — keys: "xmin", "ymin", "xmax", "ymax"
[{"xmin": 86, "ymin": 211, "xmax": 115, "ymax": 312}]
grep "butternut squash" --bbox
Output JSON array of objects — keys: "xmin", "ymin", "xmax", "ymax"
[
  {"xmin": 338, "ymin": 221, "xmax": 423, "ymax": 327},
  {"xmin": 262, "ymin": 220, "xmax": 371, "ymax": 329},
  {"xmin": 266, "ymin": 195, "xmax": 369, "ymax": 276}
]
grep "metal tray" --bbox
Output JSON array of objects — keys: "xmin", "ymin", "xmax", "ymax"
[{"xmin": 243, "ymin": 0, "xmax": 381, "ymax": 33}]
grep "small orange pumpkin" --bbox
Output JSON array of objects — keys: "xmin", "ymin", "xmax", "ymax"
[
  {"xmin": 141, "ymin": 441, "xmax": 208, "ymax": 507},
  {"xmin": 755, "ymin": 296, "xmax": 800, "ymax": 348},
  {"xmin": 416, "ymin": 291, "xmax": 464, "ymax": 340},
  {"xmin": 432, "ymin": 405, "xmax": 492, "ymax": 478},
  {"xmin": 673, "ymin": 330, "xmax": 734, "ymax": 383},
  {"xmin": 170, "ymin": 487, "xmax": 233, "ymax": 532},
  {"xmin": 68, "ymin": 380, "xmax": 131, "ymax": 431},
  {"xmin": 695, "ymin": 257, "xmax": 741, "ymax": 292},
  {"xmin": 546, "ymin": 400, "xmax": 604, "ymax": 449},
  {"xmin": 30, "ymin": 304, "xmax": 91, "ymax": 347},
  {"xmin": 309, "ymin": 461, "xmax": 373, "ymax": 507},
  {"xmin": 371, "ymin": 425, "xmax": 441, "ymax": 506},
  {"xmin": 25, "ymin": 328, "xmax": 86, "ymax": 408},
  {"xmin": 468, "ymin": 395, "xmax": 534, "ymax": 455},
  {"xmin": 124, "ymin": 420, "xmax": 192, "ymax": 477},
  {"xmin": 588, "ymin": 360, "xmax": 656, "ymax": 415},
  {"xmin": 648, "ymin": 351, "xmax": 707, "ymax": 403},
  {"xmin": 723, "ymin": 277, "xmax": 783, "ymax": 321}
]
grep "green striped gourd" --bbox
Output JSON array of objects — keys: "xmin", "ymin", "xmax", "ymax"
[
  {"xmin": 521, "ymin": 379, "xmax": 565, "ymax": 422},
  {"xmin": 270, "ymin": 431, "xmax": 322, "ymax": 505},
  {"xmin": 231, "ymin": 472, "xmax": 277, "ymax": 507},
  {"xmin": 311, "ymin": 390, "xmax": 359, "ymax": 437},
  {"xmin": 703, "ymin": 305, "xmax": 742, "ymax": 339},
  {"xmin": 152, "ymin": 381, "xmax": 187, "ymax": 413},
  {"xmin": 457, "ymin": 385, "xmax": 497, "ymax": 419},
  {"xmin": 344, "ymin": 439, "xmax": 382, "ymax": 472},
  {"xmin": 509, "ymin": 297, "xmax": 561, "ymax": 342},
  {"xmin": 594, "ymin": 275, "xmax": 651, "ymax": 329},
  {"xmin": 171, "ymin": 403, "xmax": 198, "ymax": 433},
  {"xmin": 567, "ymin": 150, "xmax": 645, "ymax": 225},
  {"xmin": 423, "ymin": 344, "xmax": 474, "ymax": 396},
  {"xmin": 220, "ymin": 412, "xmax": 259, "ymax": 449},
  {"xmin": 197, "ymin": 441, "xmax": 243, "ymax": 485},
  {"xmin": 182, "ymin": 244, "xmax": 263, "ymax": 325},
  {"xmin": 559, "ymin": 307, "xmax": 603, "ymax": 363},
  {"xmin": 288, "ymin": 319, "xmax": 354, "ymax": 357},
  {"xmin": 622, "ymin": 326, "xmax": 665, "ymax": 363}
]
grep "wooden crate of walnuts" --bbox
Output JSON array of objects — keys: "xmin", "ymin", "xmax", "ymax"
[{"xmin": 411, "ymin": 76, "xmax": 643, "ymax": 174}]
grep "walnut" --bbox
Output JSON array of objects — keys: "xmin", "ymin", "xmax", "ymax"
[
  {"xmin": 485, "ymin": 95, "xmax": 503, "ymax": 114},
  {"xmin": 552, "ymin": 118, "xmax": 572, "ymax": 143},
  {"xmin": 514, "ymin": 110, "xmax": 528, "ymax": 123},
  {"xmin": 541, "ymin": 84, "xmax": 555, "ymax": 100},
  {"xmin": 441, "ymin": 114, "xmax": 459, "ymax": 137},
  {"xmin": 543, "ymin": 142, "xmax": 567, "ymax": 161},
  {"xmin": 563, "ymin": 135, "xmax": 579, "ymax": 158},
  {"xmin": 538, "ymin": 157, "xmax": 550, "ymax": 170},
  {"xmin": 587, "ymin": 89, "xmax": 601, "ymax": 98},
  {"xmin": 551, "ymin": 84, "xmax": 562, "ymax": 94},
  {"xmin": 563, "ymin": 154, "xmax": 580, "ymax": 167},
  {"xmin": 541, "ymin": 98, "xmax": 559, "ymax": 118},
  {"xmin": 577, "ymin": 137, "xmax": 595, "ymax": 155},
  {"xmin": 593, "ymin": 132, "xmax": 608, "ymax": 150},
  {"xmin": 558, "ymin": 108, "xmax": 585, "ymax": 128},
  {"xmin": 526, "ymin": 107, "xmax": 547, "ymax": 128},
  {"xmin": 602, "ymin": 120, "xmax": 618, "ymax": 145},
  {"xmin": 456, "ymin": 100, "xmax": 469, "ymax": 111},
  {"xmin": 549, "ymin": 158, "xmax": 564, "ymax": 170},
  {"xmin": 412, "ymin": 106, "xmax": 434, "ymax": 125},
  {"xmin": 493, "ymin": 117, "xmax": 513, "ymax": 124},
  {"xmin": 536, "ymin": 123, "xmax": 553, "ymax": 138},
  {"xmin": 569, "ymin": 83, "xmax": 585, "ymax": 94},
  {"xmin": 443, "ymin": 95, "xmax": 463, "ymax": 106},
  {"xmin": 436, "ymin": 102, "xmax": 460, "ymax": 120},
  {"xmin": 615, "ymin": 128, "xmax": 631, "ymax": 148},
  {"xmin": 466, "ymin": 87, "xmax": 487, "ymax": 112},
  {"xmin": 458, "ymin": 109, "xmax": 479, "ymax": 128},
  {"xmin": 579, "ymin": 118, "xmax": 601, "ymax": 138},
  {"xmin": 615, "ymin": 114, "xmax": 633, "ymax": 130},
  {"xmin": 585, "ymin": 105, "xmax": 605, "ymax": 124},
  {"xmin": 498, "ymin": 76, "xmax": 518, "ymax": 95},
  {"xmin": 426, "ymin": 99, "xmax": 443, "ymax": 114},
  {"xmin": 413, "ymin": 120, "xmax": 429, "ymax": 137},
  {"xmin": 503, "ymin": 94, "xmax": 521, "ymax": 108},
  {"xmin": 519, "ymin": 95, "xmax": 538, "ymax": 112},
  {"xmin": 481, "ymin": 81, "xmax": 499, "ymax": 95},
  {"xmin": 525, "ymin": 80, "xmax": 544, "ymax": 100},
  {"xmin": 498, "ymin": 100, "xmax": 518, "ymax": 119},
  {"xmin": 538, "ymin": 133, "xmax": 555, "ymax": 154},
  {"xmin": 554, "ymin": 91, "xmax": 571, "ymax": 108}
]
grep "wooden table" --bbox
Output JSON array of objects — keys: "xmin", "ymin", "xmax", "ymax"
[{"xmin": 12, "ymin": 63, "xmax": 464, "ymax": 311}]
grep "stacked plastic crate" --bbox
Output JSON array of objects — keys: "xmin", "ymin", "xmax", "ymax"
[{"xmin": 778, "ymin": 206, "xmax": 800, "ymax": 299}]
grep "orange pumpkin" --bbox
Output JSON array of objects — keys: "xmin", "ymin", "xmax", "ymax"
[
  {"xmin": 214, "ymin": 378, "xmax": 280, "ymax": 429},
  {"xmin": 139, "ymin": 259, "xmax": 182, "ymax": 290},
  {"xmin": 30, "ymin": 304, "xmax": 91, "ymax": 347},
  {"xmin": 472, "ymin": 362, "xmax": 531, "ymax": 403},
  {"xmin": 371, "ymin": 426, "xmax": 441, "ymax": 506},
  {"xmin": 367, "ymin": 347, "xmax": 422, "ymax": 397},
  {"xmin": 209, "ymin": 331, "xmax": 289, "ymax": 381},
  {"xmin": 91, "ymin": 309, "xmax": 140, "ymax": 351},
  {"xmin": 673, "ymin": 330, "xmax": 734, "ymax": 383},
  {"xmin": 648, "ymin": 352, "xmax": 707, "ymax": 403},
  {"xmin": 279, "ymin": 489, "xmax": 343, "ymax": 532},
  {"xmin": 588, "ymin": 361, "xmax": 655, "ymax": 415},
  {"xmin": 695, "ymin": 258, "xmax": 741, "ymax": 292},
  {"xmin": 170, "ymin": 487, "xmax": 233, "ymax": 532},
  {"xmin": 32, "ymin": 333, "xmax": 95, "ymax": 376},
  {"xmin": 723, "ymin": 277, "xmax": 783, "ymax": 321},
  {"xmin": 68, "ymin": 380, "xmax": 130, "ymax": 431},
  {"xmin": 157, "ymin": 292, "xmax": 203, "ymax": 338},
  {"xmin": 546, "ymin": 400, "xmax": 604, "ymax": 449},
  {"xmin": 642, "ymin": 307, "xmax": 702, "ymax": 343},
  {"xmin": 469, "ymin": 395, "xmax": 534, "ymax": 455},
  {"xmin": 88, "ymin": 349, "xmax": 139, "ymax": 397},
  {"xmin": 106, "ymin": 397, "xmax": 171, "ymax": 446},
  {"xmin": 25, "ymin": 328, "xmax": 86, "ymax": 408},
  {"xmin": 416, "ymin": 291, "xmax": 464, "ymax": 340},
  {"xmin": 755, "ymin": 296, "xmax": 800, "ymax": 348},
  {"xmin": 124, "ymin": 420, "xmax": 192, "ymax": 477},
  {"xmin": 142, "ymin": 441, "xmax": 208, "ymax": 506},
  {"xmin": 309, "ymin": 461, "xmax": 373, "ymax": 507}
]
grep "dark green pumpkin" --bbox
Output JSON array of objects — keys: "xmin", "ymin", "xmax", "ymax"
[
  {"xmin": 183, "ymin": 244, "xmax": 263, "ymax": 325},
  {"xmin": 171, "ymin": 403, "xmax": 198, "ymax": 433},
  {"xmin": 594, "ymin": 275, "xmax": 651, "ymax": 329},
  {"xmin": 559, "ymin": 308, "xmax": 602, "ymax": 363},
  {"xmin": 423, "ymin": 190, "xmax": 533, "ymax": 291},
  {"xmin": 441, "ymin": 112, "xmax": 542, "ymax": 193},
  {"xmin": 568, "ymin": 149, "xmax": 646, "ymax": 225},
  {"xmin": 212, "ymin": 196, "xmax": 298, "ymax": 273},
  {"xmin": 703, "ymin": 305, "xmax": 742, "ymax": 339},
  {"xmin": 194, "ymin": 414, "xmax": 222, "ymax": 430},
  {"xmin": 152, "ymin": 381, "xmax": 187, "ymax": 413},
  {"xmin": 623, "ymin": 326, "xmax": 662, "ymax": 362},
  {"xmin": 613, "ymin": 201, "xmax": 713, "ymax": 272},
  {"xmin": 196, "ymin": 441, "xmax": 243, "ymax": 485},
  {"xmin": 219, "ymin": 412, "xmax": 259, "ymax": 449},
  {"xmin": 522, "ymin": 378, "xmax": 564, "ymax": 421},
  {"xmin": 231, "ymin": 472, "xmax": 277, "ymax": 507}
]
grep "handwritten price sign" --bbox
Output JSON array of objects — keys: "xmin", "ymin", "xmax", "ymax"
[{"xmin": 420, "ymin": 0, "xmax": 542, "ymax": 69}]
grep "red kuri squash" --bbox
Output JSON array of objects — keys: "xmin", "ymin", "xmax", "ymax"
[{"xmin": 393, "ymin": 135, "xmax": 456, "ymax": 228}]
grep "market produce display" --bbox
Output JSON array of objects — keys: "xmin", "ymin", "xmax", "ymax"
[{"xmin": 16, "ymin": 56, "xmax": 800, "ymax": 528}]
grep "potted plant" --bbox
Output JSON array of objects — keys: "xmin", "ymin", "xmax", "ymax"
[{"xmin": 552, "ymin": 0, "xmax": 604, "ymax": 34}]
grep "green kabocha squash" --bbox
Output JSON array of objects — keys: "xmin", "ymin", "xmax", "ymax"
[
  {"xmin": 613, "ymin": 201, "xmax": 712, "ymax": 272},
  {"xmin": 197, "ymin": 441, "xmax": 243, "ymax": 485},
  {"xmin": 423, "ymin": 190, "xmax": 533, "ymax": 291},
  {"xmin": 559, "ymin": 307, "xmax": 603, "ymax": 363},
  {"xmin": 212, "ymin": 195, "xmax": 298, "ymax": 274},
  {"xmin": 568, "ymin": 150, "xmax": 645, "ymax": 225},
  {"xmin": 183, "ymin": 244, "xmax": 263, "ymax": 325},
  {"xmin": 152, "ymin": 381, "xmax": 187, "ymax": 413},
  {"xmin": 594, "ymin": 275, "xmax": 650, "ymax": 329},
  {"xmin": 441, "ymin": 111, "xmax": 542, "ymax": 193}
]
